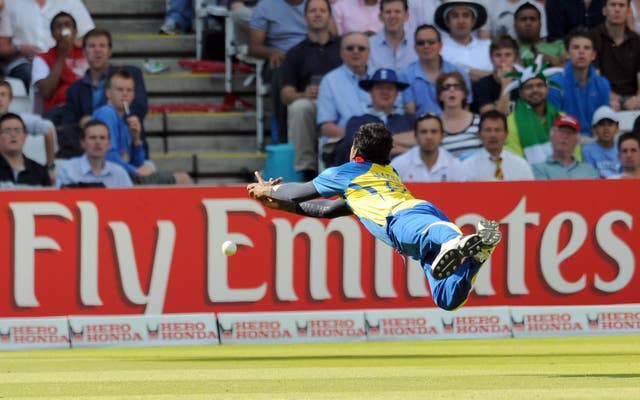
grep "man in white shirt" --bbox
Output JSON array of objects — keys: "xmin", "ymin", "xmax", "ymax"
[
  {"xmin": 434, "ymin": 0, "xmax": 492, "ymax": 81},
  {"xmin": 462, "ymin": 109, "xmax": 534, "ymax": 181},
  {"xmin": 391, "ymin": 113, "xmax": 467, "ymax": 182},
  {"xmin": 368, "ymin": 0, "xmax": 416, "ymax": 72}
]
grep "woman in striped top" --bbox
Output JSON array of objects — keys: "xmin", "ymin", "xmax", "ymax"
[{"xmin": 436, "ymin": 71, "xmax": 482, "ymax": 160}]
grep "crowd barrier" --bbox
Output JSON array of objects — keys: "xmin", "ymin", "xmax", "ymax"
[
  {"xmin": 0, "ymin": 180, "xmax": 637, "ymax": 322},
  {"xmin": 1, "ymin": 304, "xmax": 639, "ymax": 350}
]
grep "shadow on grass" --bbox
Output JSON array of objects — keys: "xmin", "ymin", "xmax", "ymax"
[
  {"xmin": 133, "ymin": 352, "xmax": 640, "ymax": 363},
  {"xmin": 555, "ymin": 373, "xmax": 640, "ymax": 379}
]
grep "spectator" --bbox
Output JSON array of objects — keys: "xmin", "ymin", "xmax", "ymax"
[
  {"xmin": 532, "ymin": 114, "xmax": 599, "ymax": 179},
  {"xmin": 92, "ymin": 70, "xmax": 192, "ymax": 186},
  {"xmin": 249, "ymin": 0, "xmax": 308, "ymax": 62},
  {"xmin": 462, "ymin": 109, "xmax": 534, "ymax": 181},
  {"xmin": 515, "ymin": 2, "xmax": 565, "ymax": 66},
  {"xmin": 369, "ymin": 0, "xmax": 416, "ymax": 72},
  {"xmin": 592, "ymin": 0, "xmax": 640, "ymax": 111},
  {"xmin": 548, "ymin": 29, "xmax": 610, "ymax": 136},
  {"xmin": 228, "ymin": 1, "xmax": 261, "ymax": 49},
  {"xmin": 159, "ymin": 0, "xmax": 194, "ymax": 35},
  {"xmin": 629, "ymin": 0, "xmax": 640, "ymax": 33},
  {"xmin": 472, "ymin": 35, "xmax": 520, "ymax": 115},
  {"xmin": 0, "ymin": 0, "xmax": 94, "ymax": 91},
  {"xmin": 546, "ymin": 0, "xmax": 604, "ymax": 42},
  {"xmin": 0, "ymin": 80, "xmax": 56, "ymax": 177},
  {"xmin": 487, "ymin": 0, "xmax": 547, "ymax": 39},
  {"xmin": 32, "ymin": 12, "xmax": 88, "ymax": 124},
  {"xmin": 406, "ymin": 0, "xmax": 441, "ymax": 34},
  {"xmin": 0, "ymin": 113, "xmax": 51, "ymax": 187},
  {"xmin": 503, "ymin": 55, "xmax": 564, "ymax": 164},
  {"xmin": 330, "ymin": 68, "xmax": 414, "ymax": 166},
  {"xmin": 401, "ymin": 24, "xmax": 471, "ymax": 116},
  {"xmin": 249, "ymin": 0, "xmax": 308, "ymax": 142},
  {"xmin": 434, "ymin": 0, "xmax": 492, "ymax": 81},
  {"xmin": 280, "ymin": 0, "xmax": 341, "ymax": 180},
  {"xmin": 436, "ymin": 71, "xmax": 482, "ymax": 160},
  {"xmin": 609, "ymin": 132, "xmax": 640, "ymax": 178},
  {"xmin": 391, "ymin": 113, "xmax": 467, "ymax": 182},
  {"xmin": 62, "ymin": 28, "xmax": 148, "ymax": 159},
  {"xmin": 57, "ymin": 120, "xmax": 133, "ymax": 188},
  {"xmin": 317, "ymin": 32, "xmax": 372, "ymax": 163},
  {"xmin": 332, "ymin": 0, "xmax": 382, "ymax": 36},
  {"xmin": 583, "ymin": 105, "xmax": 621, "ymax": 178}
]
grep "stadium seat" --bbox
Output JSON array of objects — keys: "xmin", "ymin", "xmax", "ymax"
[
  {"xmin": 617, "ymin": 110, "xmax": 640, "ymax": 133},
  {"xmin": 22, "ymin": 135, "xmax": 47, "ymax": 166},
  {"xmin": 6, "ymin": 77, "xmax": 32, "ymax": 114}
]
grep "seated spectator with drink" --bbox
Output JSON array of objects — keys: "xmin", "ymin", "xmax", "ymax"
[{"xmin": 92, "ymin": 70, "xmax": 191, "ymax": 185}]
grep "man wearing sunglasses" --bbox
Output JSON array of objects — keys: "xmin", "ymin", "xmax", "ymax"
[
  {"xmin": 317, "ymin": 32, "xmax": 373, "ymax": 167},
  {"xmin": 400, "ymin": 24, "xmax": 471, "ymax": 116}
]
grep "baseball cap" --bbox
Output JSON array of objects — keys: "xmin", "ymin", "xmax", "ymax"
[
  {"xmin": 553, "ymin": 115, "xmax": 580, "ymax": 132},
  {"xmin": 591, "ymin": 105, "xmax": 619, "ymax": 127},
  {"xmin": 359, "ymin": 68, "xmax": 409, "ymax": 91}
]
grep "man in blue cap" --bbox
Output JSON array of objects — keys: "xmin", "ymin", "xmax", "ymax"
[{"xmin": 328, "ymin": 68, "xmax": 415, "ymax": 166}]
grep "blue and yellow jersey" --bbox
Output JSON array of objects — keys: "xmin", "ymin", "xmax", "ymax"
[{"xmin": 313, "ymin": 160, "xmax": 425, "ymax": 244}]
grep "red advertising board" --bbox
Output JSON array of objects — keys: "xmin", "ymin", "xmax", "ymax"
[{"xmin": 0, "ymin": 179, "xmax": 637, "ymax": 317}]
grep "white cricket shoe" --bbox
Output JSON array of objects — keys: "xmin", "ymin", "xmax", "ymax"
[
  {"xmin": 431, "ymin": 234, "xmax": 483, "ymax": 280},
  {"xmin": 473, "ymin": 219, "xmax": 502, "ymax": 265}
]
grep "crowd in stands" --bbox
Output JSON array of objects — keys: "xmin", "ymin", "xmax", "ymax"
[
  {"xmin": 0, "ymin": 0, "xmax": 639, "ymax": 190},
  {"xmin": 0, "ymin": 0, "xmax": 192, "ymax": 188},
  {"xmin": 233, "ymin": 0, "xmax": 640, "ymax": 182}
]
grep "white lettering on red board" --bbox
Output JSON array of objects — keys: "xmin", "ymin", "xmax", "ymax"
[{"xmin": 7, "ymin": 196, "xmax": 636, "ymax": 310}]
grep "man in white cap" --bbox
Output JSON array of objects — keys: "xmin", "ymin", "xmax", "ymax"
[
  {"xmin": 582, "ymin": 105, "xmax": 621, "ymax": 178},
  {"xmin": 434, "ymin": 0, "xmax": 492, "ymax": 81}
]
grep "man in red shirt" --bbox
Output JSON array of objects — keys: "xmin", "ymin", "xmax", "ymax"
[{"xmin": 32, "ymin": 11, "xmax": 87, "ymax": 124}]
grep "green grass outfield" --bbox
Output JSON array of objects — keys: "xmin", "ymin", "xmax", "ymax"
[{"xmin": 0, "ymin": 335, "xmax": 639, "ymax": 399}]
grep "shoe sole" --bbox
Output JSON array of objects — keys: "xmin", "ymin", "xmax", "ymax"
[
  {"xmin": 432, "ymin": 234, "xmax": 483, "ymax": 280},
  {"xmin": 478, "ymin": 219, "xmax": 502, "ymax": 247}
]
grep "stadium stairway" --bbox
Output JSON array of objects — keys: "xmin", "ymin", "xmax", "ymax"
[{"xmin": 85, "ymin": 0, "xmax": 267, "ymax": 184}]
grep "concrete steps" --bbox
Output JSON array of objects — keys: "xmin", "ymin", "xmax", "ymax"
[
  {"xmin": 150, "ymin": 151, "xmax": 265, "ymax": 183},
  {"xmin": 85, "ymin": 0, "xmax": 166, "ymax": 16},
  {"xmin": 85, "ymin": 0, "xmax": 267, "ymax": 184},
  {"xmin": 143, "ymin": 72, "xmax": 255, "ymax": 94},
  {"xmin": 145, "ymin": 112, "xmax": 257, "ymax": 135},
  {"xmin": 113, "ymin": 34, "xmax": 196, "ymax": 57},
  {"xmin": 97, "ymin": 18, "xmax": 163, "ymax": 34}
]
